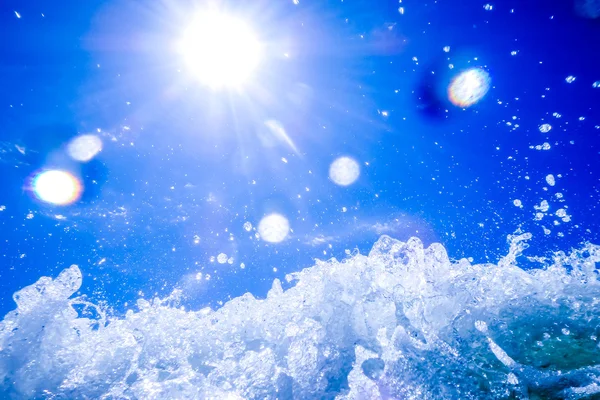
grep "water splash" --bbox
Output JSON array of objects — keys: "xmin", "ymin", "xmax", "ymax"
[{"xmin": 1, "ymin": 234, "xmax": 600, "ymax": 399}]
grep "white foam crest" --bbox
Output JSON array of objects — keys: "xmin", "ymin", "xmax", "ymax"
[{"xmin": 2, "ymin": 236, "xmax": 600, "ymax": 399}]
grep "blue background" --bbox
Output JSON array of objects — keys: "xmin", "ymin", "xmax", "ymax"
[{"xmin": 1, "ymin": 0, "xmax": 599, "ymax": 316}]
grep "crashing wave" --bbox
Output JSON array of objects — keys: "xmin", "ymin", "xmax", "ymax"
[{"xmin": 1, "ymin": 234, "xmax": 600, "ymax": 399}]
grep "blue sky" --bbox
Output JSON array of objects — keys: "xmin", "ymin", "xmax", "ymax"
[{"xmin": 0, "ymin": 0, "xmax": 599, "ymax": 315}]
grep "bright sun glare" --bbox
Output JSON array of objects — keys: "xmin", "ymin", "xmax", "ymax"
[{"xmin": 179, "ymin": 10, "xmax": 261, "ymax": 89}]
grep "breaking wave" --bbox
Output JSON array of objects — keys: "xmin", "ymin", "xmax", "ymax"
[{"xmin": 2, "ymin": 234, "xmax": 600, "ymax": 399}]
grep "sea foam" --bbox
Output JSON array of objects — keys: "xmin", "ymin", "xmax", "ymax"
[{"xmin": 1, "ymin": 234, "xmax": 600, "ymax": 399}]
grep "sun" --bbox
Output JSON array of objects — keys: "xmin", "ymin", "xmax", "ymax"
[{"xmin": 178, "ymin": 10, "xmax": 262, "ymax": 89}]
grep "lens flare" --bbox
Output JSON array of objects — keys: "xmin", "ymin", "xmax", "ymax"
[
  {"xmin": 32, "ymin": 170, "xmax": 82, "ymax": 206},
  {"xmin": 179, "ymin": 10, "xmax": 261, "ymax": 89},
  {"xmin": 329, "ymin": 156, "xmax": 360, "ymax": 186},
  {"xmin": 258, "ymin": 213, "xmax": 290, "ymax": 243},
  {"xmin": 67, "ymin": 134, "xmax": 103, "ymax": 162},
  {"xmin": 448, "ymin": 68, "xmax": 491, "ymax": 107}
]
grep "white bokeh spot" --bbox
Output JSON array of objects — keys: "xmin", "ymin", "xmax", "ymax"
[
  {"xmin": 329, "ymin": 156, "xmax": 360, "ymax": 186},
  {"xmin": 258, "ymin": 213, "xmax": 290, "ymax": 243},
  {"xmin": 67, "ymin": 134, "xmax": 103, "ymax": 162}
]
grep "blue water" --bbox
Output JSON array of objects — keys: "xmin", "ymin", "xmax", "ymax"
[{"xmin": 1, "ymin": 0, "xmax": 599, "ymax": 398}]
